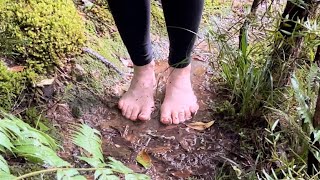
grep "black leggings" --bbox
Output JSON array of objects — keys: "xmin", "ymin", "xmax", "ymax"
[{"xmin": 107, "ymin": 0, "xmax": 204, "ymax": 68}]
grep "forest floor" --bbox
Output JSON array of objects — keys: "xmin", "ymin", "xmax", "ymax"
[
  {"xmin": 47, "ymin": 56, "xmax": 247, "ymax": 179},
  {"xmin": 14, "ymin": 1, "xmax": 270, "ymax": 179}
]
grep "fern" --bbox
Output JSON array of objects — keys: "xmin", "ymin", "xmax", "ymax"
[
  {"xmin": 0, "ymin": 114, "xmax": 149, "ymax": 179},
  {"xmin": 72, "ymin": 124, "xmax": 150, "ymax": 180},
  {"xmin": 291, "ymin": 74, "xmax": 314, "ymax": 133},
  {"xmin": 0, "ymin": 112, "xmax": 85, "ymax": 179},
  {"xmin": 72, "ymin": 124, "xmax": 104, "ymax": 162}
]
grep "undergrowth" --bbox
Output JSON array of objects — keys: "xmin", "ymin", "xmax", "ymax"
[
  {"xmin": 209, "ymin": 1, "xmax": 320, "ymax": 179},
  {"xmin": 0, "ymin": 113, "xmax": 149, "ymax": 179}
]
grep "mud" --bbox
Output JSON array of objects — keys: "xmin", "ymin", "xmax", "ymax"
[{"xmin": 47, "ymin": 58, "xmax": 242, "ymax": 179}]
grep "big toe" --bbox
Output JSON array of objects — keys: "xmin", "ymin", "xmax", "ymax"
[
  {"xmin": 160, "ymin": 106, "xmax": 172, "ymax": 124},
  {"xmin": 138, "ymin": 106, "xmax": 153, "ymax": 121}
]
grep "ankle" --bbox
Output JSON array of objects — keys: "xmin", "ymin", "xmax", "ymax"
[
  {"xmin": 134, "ymin": 61, "xmax": 155, "ymax": 73},
  {"xmin": 168, "ymin": 65, "xmax": 191, "ymax": 80}
]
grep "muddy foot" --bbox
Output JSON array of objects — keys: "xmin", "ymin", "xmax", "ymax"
[
  {"xmin": 118, "ymin": 62, "xmax": 155, "ymax": 121},
  {"xmin": 160, "ymin": 65, "xmax": 199, "ymax": 124}
]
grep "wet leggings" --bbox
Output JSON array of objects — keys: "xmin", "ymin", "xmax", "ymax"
[{"xmin": 107, "ymin": 0, "xmax": 204, "ymax": 68}]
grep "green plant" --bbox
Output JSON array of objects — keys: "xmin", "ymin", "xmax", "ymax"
[
  {"xmin": 0, "ymin": 113, "xmax": 150, "ymax": 179},
  {"xmin": 0, "ymin": 0, "xmax": 86, "ymax": 71},
  {"xmin": 212, "ymin": 28, "xmax": 274, "ymax": 118}
]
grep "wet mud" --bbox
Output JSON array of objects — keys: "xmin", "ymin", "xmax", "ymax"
[{"xmin": 47, "ymin": 59, "xmax": 241, "ymax": 179}]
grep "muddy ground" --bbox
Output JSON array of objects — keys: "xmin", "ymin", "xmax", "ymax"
[{"xmin": 46, "ymin": 55, "xmax": 247, "ymax": 179}]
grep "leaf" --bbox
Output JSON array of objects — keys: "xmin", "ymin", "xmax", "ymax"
[
  {"xmin": 94, "ymin": 169, "xmax": 116, "ymax": 180},
  {"xmin": 171, "ymin": 169, "xmax": 193, "ymax": 178},
  {"xmin": 13, "ymin": 144, "xmax": 70, "ymax": 167},
  {"xmin": 0, "ymin": 155, "xmax": 10, "ymax": 173},
  {"xmin": 8, "ymin": 66, "xmax": 24, "ymax": 72},
  {"xmin": 136, "ymin": 150, "xmax": 152, "ymax": 169},
  {"xmin": 35, "ymin": 78, "xmax": 55, "ymax": 87},
  {"xmin": 107, "ymin": 157, "xmax": 133, "ymax": 174},
  {"xmin": 0, "ymin": 155, "xmax": 16, "ymax": 180},
  {"xmin": 0, "ymin": 131, "xmax": 14, "ymax": 152},
  {"xmin": 187, "ymin": 121, "xmax": 215, "ymax": 131},
  {"xmin": 0, "ymin": 172, "xmax": 17, "ymax": 180},
  {"xmin": 77, "ymin": 156, "xmax": 106, "ymax": 168},
  {"xmin": 71, "ymin": 124, "xmax": 104, "ymax": 161},
  {"xmin": 57, "ymin": 169, "xmax": 86, "ymax": 180}
]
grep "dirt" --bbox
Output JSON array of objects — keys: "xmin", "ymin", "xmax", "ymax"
[{"xmin": 46, "ymin": 55, "xmax": 244, "ymax": 180}]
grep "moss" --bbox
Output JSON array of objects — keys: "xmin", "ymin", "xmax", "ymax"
[
  {"xmin": 76, "ymin": 54, "xmax": 119, "ymax": 93},
  {"xmin": 0, "ymin": 61, "xmax": 26, "ymax": 110},
  {"xmin": 151, "ymin": 1, "xmax": 166, "ymax": 35},
  {"xmin": 0, "ymin": 0, "xmax": 86, "ymax": 71}
]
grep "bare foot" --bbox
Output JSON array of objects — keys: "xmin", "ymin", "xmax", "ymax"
[
  {"xmin": 160, "ymin": 65, "xmax": 199, "ymax": 124},
  {"xmin": 118, "ymin": 62, "xmax": 155, "ymax": 121}
]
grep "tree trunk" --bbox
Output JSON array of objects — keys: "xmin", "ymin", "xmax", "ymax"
[
  {"xmin": 271, "ymin": 0, "xmax": 315, "ymax": 88},
  {"xmin": 238, "ymin": 0, "xmax": 262, "ymax": 50}
]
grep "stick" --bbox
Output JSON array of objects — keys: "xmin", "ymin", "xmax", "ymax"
[{"xmin": 82, "ymin": 47, "xmax": 123, "ymax": 76}]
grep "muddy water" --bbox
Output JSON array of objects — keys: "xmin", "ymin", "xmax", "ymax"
[{"xmin": 48, "ymin": 60, "xmax": 239, "ymax": 179}]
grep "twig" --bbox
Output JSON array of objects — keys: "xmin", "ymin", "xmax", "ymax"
[{"xmin": 82, "ymin": 47, "xmax": 123, "ymax": 76}]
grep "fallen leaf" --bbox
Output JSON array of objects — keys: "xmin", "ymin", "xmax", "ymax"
[
  {"xmin": 9, "ymin": 66, "xmax": 24, "ymax": 72},
  {"xmin": 171, "ymin": 169, "xmax": 193, "ymax": 178},
  {"xmin": 187, "ymin": 121, "xmax": 215, "ymax": 131},
  {"xmin": 136, "ymin": 149, "xmax": 152, "ymax": 169},
  {"xmin": 35, "ymin": 78, "xmax": 55, "ymax": 87}
]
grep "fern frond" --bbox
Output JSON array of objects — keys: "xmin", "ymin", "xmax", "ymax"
[
  {"xmin": 72, "ymin": 124, "xmax": 150, "ymax": 180},
  {"xmin": 0, "ymin": 113, "xmax": 57, "ymax": 149},
  {"xmin": 71, "ymin": 124, "xmax": 104, "ymax": 161},
  {"xmin": 0, "ymin": 113, "xmax": 85, "ymax": 179},
  {"xmin": 291, "ymin": 74, "xmax": 314, "ymax": 132},
  {"xmin": 0, "ymin": 155, "xmax": 16, "ymax": 180},
  {"xmin": 0, "ymin": 131, "xmax": 14, "ymax": 153},
  {"xmin": 107, "ymin": 157, "xmax": 133, "ymax": 174}
]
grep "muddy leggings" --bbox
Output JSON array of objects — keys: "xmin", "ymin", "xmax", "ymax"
[{"xmin": 107, "ymin": 0, "xmax": 204, "ymax": 68}]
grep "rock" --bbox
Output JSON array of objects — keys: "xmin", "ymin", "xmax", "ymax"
[{"xmin": 73, "ymin": 64, "xmax": 86, "ymax": 81}]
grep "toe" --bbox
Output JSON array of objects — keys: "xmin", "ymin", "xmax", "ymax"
[
  {"xmin": 178, "ymin": 111, "xmax": 185, "ymax": 123},
  {"xmin": 160, "ymin": 105, "xmax": 172, "ymax": 124},
  {"xmin": 190, "ymin": 103, "xmax": 199, "ymax": 114},
  {"xmin": 138, "ymin": 106, "xmax": 153, "ymax": 121},
  {"xmin": 121, "ymin": 104, "xmax": 128, "ymax": 116},
  {"xmin": 185, "ymin": 109, "xmax": 192, "ymax": 120},
  {"xmin": 125, "ymin": 106, "xmax": 133, "ymax": 119},
  {"xmin": 130, "ymin": 107, "xmax": 139, "ymax": 121},
  {"xmin": 161, "ymin": 117, "xmax": 170, "ymax": 124},
  {"xmin": 118, "ymin": 99, "xmax": 124, "ymax": 109},
  {"xmin": 172, "ymin": 111, "xmax": 180, "ymax": 124}
]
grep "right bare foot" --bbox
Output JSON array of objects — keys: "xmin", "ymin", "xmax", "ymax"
[{"xmin": 118, "ymin": 62, "xmax": 155, "ymax": 121}]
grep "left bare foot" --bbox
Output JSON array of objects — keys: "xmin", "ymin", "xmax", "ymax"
[{"xmin": 160, "ymin": 65, "xmax": 199, "ymax": 124}]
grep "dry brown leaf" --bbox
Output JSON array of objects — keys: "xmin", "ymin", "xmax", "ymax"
[
  {"xmin": 9, "ymin": 66, "xmax": 25, "ymax": 72},
  {"xmin": 136, "ymin": 149, "xmax": 152, "ymax": 169},
  {"xmin": 36, "ymin": 78, "xmax": 55, "ymax": 87},
  {"xmin": 187, "ymin": 121, "xmax": 215, "ymax": 131}
]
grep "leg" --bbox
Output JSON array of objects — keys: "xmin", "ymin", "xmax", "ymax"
[
  {"xmin": 160, "ymin": 0, "xmax": 204, "ymax": 124},
  {"xmin": 107, "ymin": 0, "xmax": 155, "ymax": 121}
]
